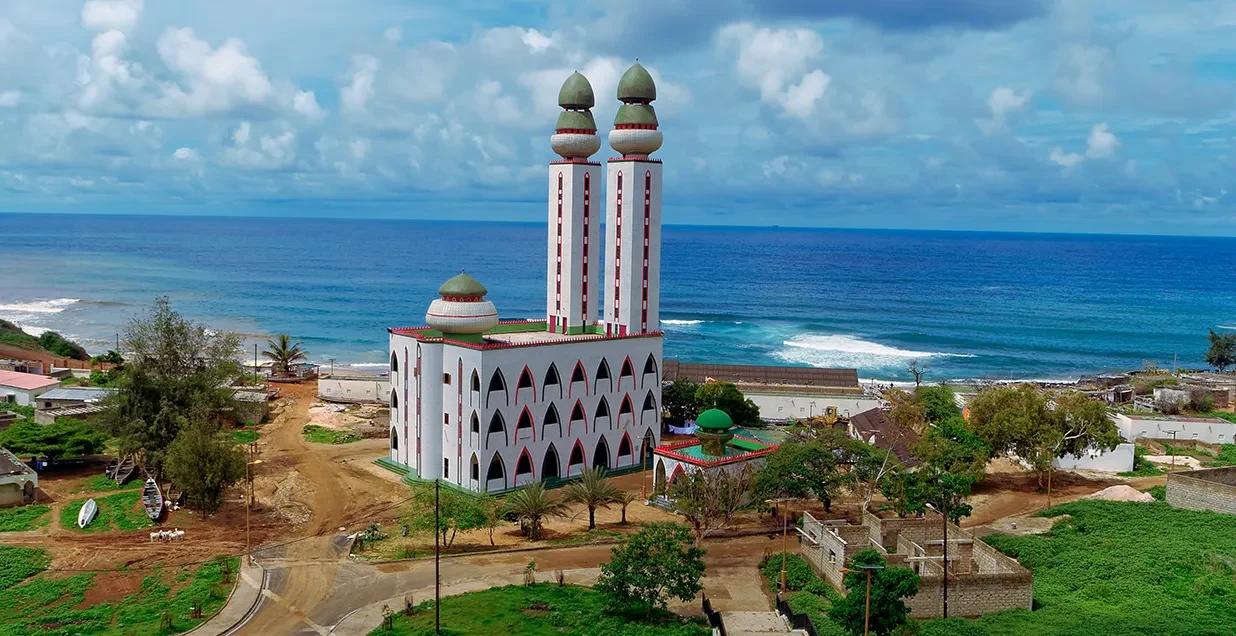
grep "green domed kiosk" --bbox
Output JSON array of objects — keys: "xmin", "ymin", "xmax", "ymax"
[{"xmin": 695, "ymin": 408, "xmax": 736, "ymax": 456}]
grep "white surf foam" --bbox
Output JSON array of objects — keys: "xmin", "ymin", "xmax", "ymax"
[
  {"xmin": 342, "ymin": 362, "xmax": 391, "ymax": 369},
  {"xmin": 1219, "ymin": 325, "xmax": 1236, "ymax": 330},
  {"xmin": 774, "ymin": 334, "xmax": 975, "ymax": 369},
  {"xmin": 13, "ymin": 323, "xmax": 50, "ymax": 337},
  {"xmin": 660, "ymin": 319, "xmax": 705, "ymax": 326},
  {"xmin": 0, "ymin": 298, "xmax": 81, "ymax": 313}
]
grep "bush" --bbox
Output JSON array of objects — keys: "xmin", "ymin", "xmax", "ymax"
[
  {"xmin": 36, "ymin": 331, "xmax": 89, "ymax": 360},
  {"xmin": 1145, "ymin": 485, "xmax": 1166, "ymax": 501},
  {"xmin": 0, "ymin": 546, "xmax": 50, "ymax": 590},
  {"xmin": 1119, "ymin": 447, "xmax": 1165, "ymax": 477},
  {"xmin": 760, "ymin": 553, "xmax": 819, "ymax": 592}
]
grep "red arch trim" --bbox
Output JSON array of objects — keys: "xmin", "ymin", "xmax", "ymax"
[
  {"xmin": 569, "ymin": 359, "xmax": 589, "ymax": 397},
  {"xmin": 515, "ymin": 365, "xmax": 537, "ymax": 404},
  {"xmin": 516, "ymin": 405, "xmax": 538, "ymax": 442},
  {"xmin": 667, "ymin": 464, "xmax": 687, "ymax": 489},
  {"xmin": 568, "ymin": 398, "xmax": 588, "ymax": 436},
  {"xmin": 515, "ymin": 447, "xmax": 536, "ymax": 477},
  {"xmin": 568, "ymin": 438, "xmax": 587, "ymax": 467}
]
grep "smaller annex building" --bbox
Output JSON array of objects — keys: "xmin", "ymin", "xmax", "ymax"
[
  {"xmin": 0, "ymin": 370, "xmax": 60, "ymax": 407},
  {"xmin": 0, "ymin": 447, "xmax": 38, "ymax": 507},
  {"xmin": 652, "ymin": 409, "xmax": 778, "ymax": 495}
]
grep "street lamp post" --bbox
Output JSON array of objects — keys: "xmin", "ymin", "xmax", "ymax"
[
  {"xmin": 765, "ymin": 498, "xmax": 791, "ymax": 591},
  {"xmin": 925, "ymin": 501, "xmax": 948, "ymax": 619},
  {"xmin": 245, "ymin": 450, "xmax": 263, "ymax": 566},
  {"xmin": 841, "ymin": 564, "xmax": 885, "ymax": 636}
]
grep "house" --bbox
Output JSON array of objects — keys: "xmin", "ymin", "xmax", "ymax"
[
  {"xmin": 232, "ymin": 388, "xmax": 271, "ymax": 424},
  {"xmin": 0, "ymin": 447, "xmax": 38, "ymax": 507},
  {"xmin": 847, "ymin": 408, "xmax": 921, "ymax": 468},
  {"xmin": 35, "ymin": 387, "xmax": 114, "ymax": 410},
  {"xmin": 0, "ymin": 370, "xmax": 60, "ymax": 407},
  {"xmin": 318, "ymin": 374, "xmax": 392, "ymax": 405},
  {"xmin": 1112, "ymin": 412, "xmax": 1236, "ymax": 446},
  {"xmin": 0, "ymin": 358, "xmax": 45, "ymax": 375}
]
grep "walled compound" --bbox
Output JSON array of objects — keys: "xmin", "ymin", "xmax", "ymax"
[
  {"xmin": 798, "ymin": 509, "xmax": 1033, "ymax": 619},
  {"xmin": 1166, "ymin": 466, "xmax": 1236, "ymax": 515}
]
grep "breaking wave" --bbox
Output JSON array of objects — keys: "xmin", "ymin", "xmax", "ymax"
[
  {"xmin": 774, "ymin": 334, "xmax": 975, "ymax": 369},
  {"xmin": 660, "ymin": 319, "xmax": 705, "ymax": 326},
  {"xmin": 0, "ymin": 298, "xmax": 81, "ymax": 313}
]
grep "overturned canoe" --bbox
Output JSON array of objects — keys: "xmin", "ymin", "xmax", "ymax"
[
  {"xmin": 142, "ymin": 478, "xmax": 164, "ymax": 522},
  {"xmin": 78, "ymin": 498, "xmax": 98, "ymax": 529}
]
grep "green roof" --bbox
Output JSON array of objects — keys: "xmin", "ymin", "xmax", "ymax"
[
  {"xmin": 696, "ymin": 409, "xmax": 734, "ymax": 431},
  {"xmin": 614, "ymin": 103, "xmax": 657, "ymax": 126},
  {"xmin": 438, "ymin": 272, "xmax": 487, "ymax": 297},
  {"xmin": 673, "ymin": 441, "xmax": 769, "ymax": 462},
  {"xmin": 555, "ymin": 110, "xmax": 597, "ymax": 131},
  {"xmin": 558, "ymin": 71, "xmax": 595, "ymax": 109},
  {"xmin": 617, "ymin": 62, "xmax": 656, "ymax": 102}
]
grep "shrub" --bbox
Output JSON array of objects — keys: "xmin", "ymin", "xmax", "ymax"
[
  {"xmin": 760, "ymin": 553, "xmax": 818, "ymax": 592},
  {"xmin": 1145, "ymin": 485, "xmax": 1166, "ymax": 501}
]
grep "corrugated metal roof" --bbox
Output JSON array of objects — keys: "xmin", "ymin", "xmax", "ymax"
[{"xmin": 37, "ymin": 387, "xmax": 116, "ymax": 402}]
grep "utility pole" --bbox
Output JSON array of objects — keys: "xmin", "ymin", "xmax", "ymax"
[
  {"xmin": 942, "ymin": 496, "xmax": 949, "ymax": 619},
  {"xmin": 254, "ymin": 343, "xmax": 259, "ymax": 383},
  {"xmin": 435, "ymin": 478, "xmax": 441, "ymax": 634},
  {"xmin": 841, "ymin": 565, "xmax": 884, "ymax": 636}
]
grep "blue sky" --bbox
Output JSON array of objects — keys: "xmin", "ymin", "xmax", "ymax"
[{"xmin": 1, "ymin": 0, "xmax": 1234, "ymax": 235}]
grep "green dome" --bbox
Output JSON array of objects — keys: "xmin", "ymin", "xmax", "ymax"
[
  {"xmin": 696, "ymin": 409, "xmax": 734, "ymax": 431},
  {"xmin": 557, "ymin": 72, "xmax": 595, "ymax": 109},
  {"xmin": 438, "ymin": 272, "xmax": 487, "ymax": 298},
  {"xmin": 616, "ymin": 62, "xmax": 656, "ymax": 102},
  {"xmin": 614, "ymin": 103, "xmax": 658, "ymax": 127},
  {"xmin": 555, "ymin": 110, "xmax": 597, "ymax": 131}
]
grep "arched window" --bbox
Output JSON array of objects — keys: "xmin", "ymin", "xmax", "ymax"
[
  {"xmin": 543, "ymin": 363, "xmax": 562, "ymax": 399},
  {"xmin": 595, "ymin": 396, "xmax": 610, "ymax": 420},
  {"xmin": 568, "ymin": 440, "xmax": 585, "ymax": 468},
  {"xmin": 471, "ymin": 370, "xmax": 481, "ymax": 393},
  {"xmin": 390, "ymin": 352, "xmax": 399, "ymax": 373},
  {"xmin": 515, "ymin": 449, "xmax": 534, "ymax": 478},
  {"xmin": 543, "ymin": 403, "xmax": 562, "ymax": 438},
  {"xmin": 390, "ymin": 428, "xmax": 399, "ymax": 450},
  {"xmin": 486, "ymin": 454, "xmax": 506, "ymax": 482},
  {"xmin": 516, "ymin": 366, "xmax": 536, "ymax": 404},
  {"xmin": 470, "ymin": 453, "xmax": 479, "ymax": 481},
  {"xmin": 569, "ymin": 361, "xmax": 587, "ymax": 397},
  {"xmin": 594, "ymin": 358, "xmax": 612, "ymax": 394},
  {"xmin": 619, "ymin": 395, "xmax": 634, "ymax": 416},
  {"xmin": 617, "ymin": 434, "xmax": 632, "ymax": 463},
  {"xmin": 619, "ymin": 357, "xmax": 635, "ymax": 389},
  {"xmin": 486, "ymin": 411, "xmax": 507, "ymax": 448},
  {"xmin": 486, "ymin": 368, "xmax": 508, "ymax": 408},
  {"xmin": 543, "ymin": 444, "xmax": 561, "ymax": 479},
  {"xmin": 642, "ymin": 353, "xmax": 658, "ymax": 387},
  {"xmin": 391, "ymin": 391, "xmax": 399, "ymax": 410},
  {"xmin": 593, "ymin": 436, "xmax": 610, "ymax": 468},
  {"xmin": 516, "ymin": 408, "xmax": 535, "ymax": 440},
  {"xmin": 569, "ymin": 400, "xmax": 587, "ymax": 436},
  {"xmin": 641, "ymin": 391, "xmax": 658, "ymax": 427},
  {"xmin": 470, "ymin": 412, "xmax": 480, "ymax": 434}
]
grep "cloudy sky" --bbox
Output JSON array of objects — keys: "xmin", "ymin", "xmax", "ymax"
[{"xmin": 1, "ymin": 0, "xmax": 1234, "ymax": 234}]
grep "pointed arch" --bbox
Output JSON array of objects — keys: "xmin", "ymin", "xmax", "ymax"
[
  {"xmin": 667, "ymin": 464, "xmax": 686, "ymax": 490},
  {"xmin": 594, "ymin": 396, "xmax": 611, "ymax": 430},
  {"xmin": 641, "ymin": 390, "xmax": 658, "ymax": 427},
  {"xmin": 390, "ymin": 391, "xmax": 399, "ymax": 410},
  {"xmin": 617, "ymin": 431, "xmax": 633, "ymax": 466},
  {"xmin": 543, "ymin": 363, "xmax": 563, "ymax": 400},
  {"xmin": 641, "ymin": 353, "xmax": 659, "ymax": 388},
  {"xmin": 390, "ymin": 427, "xmax": 399, "ymax": 450},
  {"xmin": 619, "ymin": 355, "xmax": 636, "ymax": 391},
  {"xmin": 568, "ymin": 439, "xmax": 586, "ymax": 476},
  {"xmin": 642, "ymin": 427, "xmax": 656, "ymax": 463},
  {"xmin": 486, "ymin": 411, "xmax": 507, "ymax": 449},
  {"xmin": 569, "ymin": 360, "xmax": 588, "ymax": 397},
  {"xmin": 653, "ymin": 458, "xmax": 668, "ymax": 495},
  {"xmin": 485, "ymin": 453, "xmax": 507, "ymax": 491},
  {"xmin": 594, "ymin": 358, "xmax": 613, "ymax": 395},
  {"xmin": 542, "ymin": 402, "xmax": 562, "ymax": 438},
  {"xmin": 470, "ymin": 411, "xmax": 480, "ymax": 435},
  {"xmin": 470, "ymin": 452, "xmax": 480, "ymax": 485},
  {"xmin": 390, "ymin": 351, "xmax": 399, "ymax": 373},
  {"xmin": 619, "ymin": 393, "xmax": 634, "ymax": 414},
  {"xmin": 515, "ymin": 447, "xmax": 535, "ymax": 485},
  {"xmin": 515, "ymin": 406, "xmax": 536, "ymax": 442},
  {"xmin": 593, "ymin": 436, "xmax": 611, "ymax": 469},
  {"xmin": 569, "ymin": 399, "xmax": 587, "ymax": 436},
  {"xmin": 471, "ymin": 369, "xmax": 481, "ymax": 393},
  {"xmin": 515, "ymin": 365, "xmax": 536, "ymax": 404},
  {"xmin": 543, "ymin": 443, "xmax": 561, "ymax": 480},
  {"xmin": 486, "ymin": 368, "xmax": 508, "ymax": 408}
]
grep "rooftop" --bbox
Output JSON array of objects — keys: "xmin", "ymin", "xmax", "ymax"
[
  {"xmin": 391, "ymin": 320, "xmax": 663, "ymax": 350},
  {"xmin": 654, "ymin": 434, "xmax": 778, "ymax": 467},
  {"xmin": 37, "ymin": 387, "xmax": 115, "ymax": 402},
  {"xmin": 1117, "ymin": 413, "xmax": 1235, "ymax": 424},
  {"xmin": 850, "ymin": 408, "xmax": 921, "ymax": 467},
  {"xmin": 0, "ymin": 447, "xmax": 35, "ymax": 477},
  {"xmin": 0, "ymin": 370, "xmax": 60, "ymax": 391}
]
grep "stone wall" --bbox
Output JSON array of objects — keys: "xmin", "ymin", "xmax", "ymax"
[
  {"xmin": 1167, "ymin": 467, "xmax": 1236, "ymax": 515},
  {"xmin": 663, "ymin": 360, "xmax": 859, "ymax": 390}
]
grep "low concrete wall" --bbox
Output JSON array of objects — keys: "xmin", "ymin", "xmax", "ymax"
[
  {"xmin": 1054, "ymin": 442, "xmax": 1135, "ymax": 472},
  {"xmin": 318, "ymin": 376, "xmax": 391, "ymax": 404},
  {"xmin": 746, "ymin": 393, "xmax": 882, "ymax": 421},
  {"xmin": 1167, "ymin": 467, "xmax": 1236, "ymax": 515}
]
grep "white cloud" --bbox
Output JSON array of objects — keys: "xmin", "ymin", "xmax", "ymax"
[
  {"xmin": 233, "ymin": 121, "xmax": 251, "ymax": 145},
  {"xmin": 81, "ymin": 0, "xmax": 143, "ymax": 34},
  {"xmin": 224, "ymin": 128, "xmax": 296, "ymax": 169},
  {"xmin": 150, "ymin": 28, "xmax": 275, "ymax": 117},
  {"xmin": 383, "ymin": 26, "xmax": 402, "ymax": 43},
  {"xmin": 293, "ymin": 90, "xmax": 325, "ymax": 121},
  {"xmin": 1085, "ymin": 122, "xmax": 1119, "ymax": 158},
  {"xmin": 173, "ymin": 147, "xmax": 199, "ymax": 160},
  {"xmin": 341, "ymin": 54, "xmax": 379, "ymax": 114},
  {"xmin": 76, "ymin": 30, "xmax": 144, "ymax": 112},
  {"xmin": 977, "ymin": 87, "xmax": 1031, "ymax": 135},
  {"xmin": 719, "ymin": 23, "xmax": 828, "ymax": 118},
  {"xmin": 0, "ymin": 91, "xmax": 20, "ymax": 108},
  {"xmin": 520, "ymin": 29, "xmax": 554, "ymax": 53},
  {"xmin": 1049, "ymin": 147, "xmax": 1084, "ymax": 168}
]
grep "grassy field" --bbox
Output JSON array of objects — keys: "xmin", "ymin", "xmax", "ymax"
[
  {"xmin": 0, "ymin": 547, "xmax": 238, "ymax": 636},
  {"xmin": 303, "ymin": 424, "xmax": 360, "ymax": 444},
  {"xmin": 233, "ymin": 429, "xmax": 259, "ymax": 444},
  {"xmin": 59, "ymin": 490, "xmax": 154, "ymax": 533},
  {"xmin": 0, "ymin": 505, "xmax": 51, "ymax": 532},
  {"xmin": 918, "ymin": 500, "xmax": 1236, "ymax": 635},
  {"xmin": 759, "ymin": 553, "xmax": 846, "ymax": 636},
  {"xmin": 369, "ymin": 584, "xmax": 710, "ymax": 636},
  {"xmin": 72, "ymin": 475, "xmax": 143, "ymax": 494}
]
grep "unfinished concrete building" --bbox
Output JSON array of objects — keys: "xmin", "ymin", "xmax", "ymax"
[
  {"xmin": 798, "ymin": 510, "xmax": 1033, "ymax": 618},
  {"xmin": 1167, "ymin": 467, "xmax": 1236, "ymax": 515}
]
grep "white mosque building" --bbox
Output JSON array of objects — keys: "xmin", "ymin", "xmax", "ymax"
[{"xmin": 388, "ymin": 63, "xmax": 666, "ymax": 492}]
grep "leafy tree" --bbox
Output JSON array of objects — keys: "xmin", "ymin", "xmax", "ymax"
[
  {"xmin": 90, "ymin": 350, "xmax": 125, "ymax": 368},
  {"xmin": 662, "ymin": 377, "xmax": 701, "ymax": 426},
  {"xmin": 694, "ymin": 381, "xmax": 761, "ymax": 426},
  {"xmin": 506, "ymin": 481, "xmax": 569, "ymax": 541},
  {"xmin": 669, "ymin": 466, "xmax": 752, "ymax": 541},
  {"xmin": 563, "ymin": 467, "xmax": 620, "ymax": 529},
  {"xmin": 0, "ymin": 418, "xmax": 107, "ymax": 463},
  {"xmin": 846, "ymin": 440, "xmax": 898, "ymax": 510},
  {"xmin": 885, "ymin": 389, "xmax": 927, "ymax": 436},
  {"xmin": 163, "ymin": 418, "xmax": 246, "ymax": 517},
  {"xmin": 595, "ymin": 522, "xmax": 706, "ymax": 618},
  {"xmin": 914, "ymin": 385, "xmax": 960, "ymax": 424},
  {"xmin": 401, "ymin": 482, "xmax": 485, "ymax": 547},
  {"xmin": 828, "ymin": 550, "xmax": 920, "ymax": 636},
  {"xmin": 262, "ymin": 334, "xmax": 308, "ymax": 375},
  {"xmin": 752, "ymin": 437, "xmax": 852, "ymax": 512},
  {"xmin": 97, "ymin": 297, "xmax": 242, "ymax": 470},
  {"xmin": 878, "ymin": 468, "xmax": 925, "ymax": 518},
  {"xmin": 36, "ymin": 331, "xmax": 89, "ymax": 360},
  {"xmin": 921, "ymin": 470, "xmax": 975, "ymax": 524},
  {"xmin": 1205, "ymin": 328, "xmax": 1236, "ymax": 372},
  {"xmin": 914, "ymin": 415, "xmax": 990, "ymax": 482},
  {"xmin": 477, "ymin": 492, "xmax": 506, "ymax": 546}
]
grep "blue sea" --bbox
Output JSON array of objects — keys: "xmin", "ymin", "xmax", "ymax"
[{"xmin": 1, "ymin": 213, "xmax": 1234, "ymax": 382}]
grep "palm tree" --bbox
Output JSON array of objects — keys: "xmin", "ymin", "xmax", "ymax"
[
  {"xmin": 564, "ymin": 467, "xmax": 620, "ymax": 529},
  {"xmin": 262, "ymin": 334, "xmax": 307, "ymax": 376},
  {"xmin": 506, "ymin": 481, "xmax": 569, "ymax": 541},
  {"xmin": 615, "ymin": 490, "xmax": 641, "ymax": 525}
]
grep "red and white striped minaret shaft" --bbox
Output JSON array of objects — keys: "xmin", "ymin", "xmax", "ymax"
[
  {"xmin": 547, "ymin": 72, "xmax": 602, "ymax": 334},
  {"xmin": 604, "ymin": 62, "xmax": 663, "ymax": 336}
]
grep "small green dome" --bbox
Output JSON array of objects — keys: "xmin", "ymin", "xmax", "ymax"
[
  {"xmin": 696, "ymin": 409, "xmax": 734, "ymax": 431},
  {"xmin": 614, "ymin": 103, "xmax": 658, "ymax": 127},
  {"xmin": 438, "ymin": 272, "xmax": 487, "ymax": 298},
  {"xmin": 555, "ymin": 110, "xmax": 597, "ymax": 131},
  {"xmin": 616, "ymin": 62, "xmax": 656, "ymax": 102},
  {"xmin": 558, "ymin": 72, "xmax": 595, "ymax": 109}
]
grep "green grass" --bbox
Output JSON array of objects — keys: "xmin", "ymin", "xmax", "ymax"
[
  {"xmin": 1205, "ymin": 411, "xmax": 1236, "ymax": 424},
  {"xmin": 369, "ymin": 583, "xmax": 709, "ymax": 636},
  {"xmin": 0, "ymin": 554, "xmax": 238, "ymax": 636},
  {"xmin": 0, "ymin": 546, "xmax": 51, "ymax": 590},
  {"xmin": 0, "ymin": 505, "xmax": 51, "ymax": 532},
  {"xmin": 546, "ymin": 528, "xmax": 622, "ymax": 546},
  {"xmin": 303, "ymin": 424, "xmax": 360, "ymax": 444},
  {"xmin": 1208, "ymin": 445, "xmax": 1236, "ymax": 467},
  {"xmin": 917, "ymin": 500, "xmax": 1236, "ymax": 635},
  {"xmin": 758, "ymin": 553, "xmax": 845, "ymax": 635},
  {"xmin": 232, "ymin": 429, "xmax": 259, "ymax": 444},
  {"xmin": 73, "ymin": 475, "xmax": 142, "ymax": 494},
  {"xmin": 60, "ymin": 490, "xmax": 154, "ymax": 533},
  {"xmin": 1118, "ymin": 446, "xmax": 1165, "ymax": 477}
]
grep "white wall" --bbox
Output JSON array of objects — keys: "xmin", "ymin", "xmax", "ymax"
[
  {"xmin": 1, "ymin": 384, "xmax": 56, "ymax": 407},
  {"xmin": 1113, "ymin": 413, "xmax": 1236, "ymax": 446},
  {"xmin": 745, "ymin": 392, "xmax": 882, "ymax": 421},
  {"xmin": 1054, "ymin": 442, "xmax": 1135, "ymax": 472},
  {"xmin": 317, "ymin": 377, "xmax": 390, "ymax": 404}
]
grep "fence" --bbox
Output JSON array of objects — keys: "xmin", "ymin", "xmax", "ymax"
[
  {"xmin": 702, "ymin": 595, "xmax": 726, "ymax": 636},
  {"xmin": 775, "ymin": 593, "xmax": 819, "ymax": 636}
]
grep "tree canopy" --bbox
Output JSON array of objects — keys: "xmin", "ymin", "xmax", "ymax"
[
  {"xmin": 752, "ymin": 436, "xmax": 852, "ymax": 511},
  {"xmin": 1206, "ymin": 329, "xmax": 1236, "ymax": 372},
  {"xmin": 563, "ymin": 467, "xmax": 620, "ymax": 530},
  {"xmin": 914, "ymin": 385, "xmax": 961, "ymax": 424},
  {"xmin": 828, "ymin": 550, "xmax": 920, "ymax": 636},
  {"xmin": 661, "ymin": 377, "xmax": 701, "ymax": 426},
  {"xmin": 401, "ymin": 481, "xmax": 487, "ymax": 547},
  {"xmin": 595, "ymin": 522, "xmax": 706, "ymax": 618},
  {"xmin": 262, "ymin": 334, "xmax": 308, "ymax": 375},
  {"xmin": 694, "ymin": 381, "xmax": 761, "ymax": 427},
  {"xmin": 506, "ymin": 481, "xmax": 569, "ymax": 541},
  {"xmin": 669, "ymin": 466, "xmax": 752, "ymax": 541},
  {"xmin": 914, "ymin": 415, "xmax": 990, "ymax": 482},
  {"xmin": 163, "ymin": 418, "xmax": 246, "ymax": 517},
  {"xmin": 0, "ymin": 418, "xmax": 106, "ymax": 462}
]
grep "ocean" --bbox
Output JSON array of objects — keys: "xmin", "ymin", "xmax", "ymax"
[{"xmin": 1, "ymin": 213, "xmax": 1234, "ymax": 382}]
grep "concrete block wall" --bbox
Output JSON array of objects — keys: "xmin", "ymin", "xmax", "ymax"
[
  {"xmin": 906, "ymin": 571, "xmax": 1034, "ymax": 618},
  {"xmin": 1167, "ymin": 467, "xmax": 1236, "ymax": 515}
]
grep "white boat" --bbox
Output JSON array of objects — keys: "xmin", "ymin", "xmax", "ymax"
[{"xmin": 78, "ymin": 498, "xmax": 98, "ymax": 529}]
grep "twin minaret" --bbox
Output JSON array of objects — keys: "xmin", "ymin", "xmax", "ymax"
[{"xmin": 547, "ymin": 63, "xmax": 663, "ymax": 337}]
